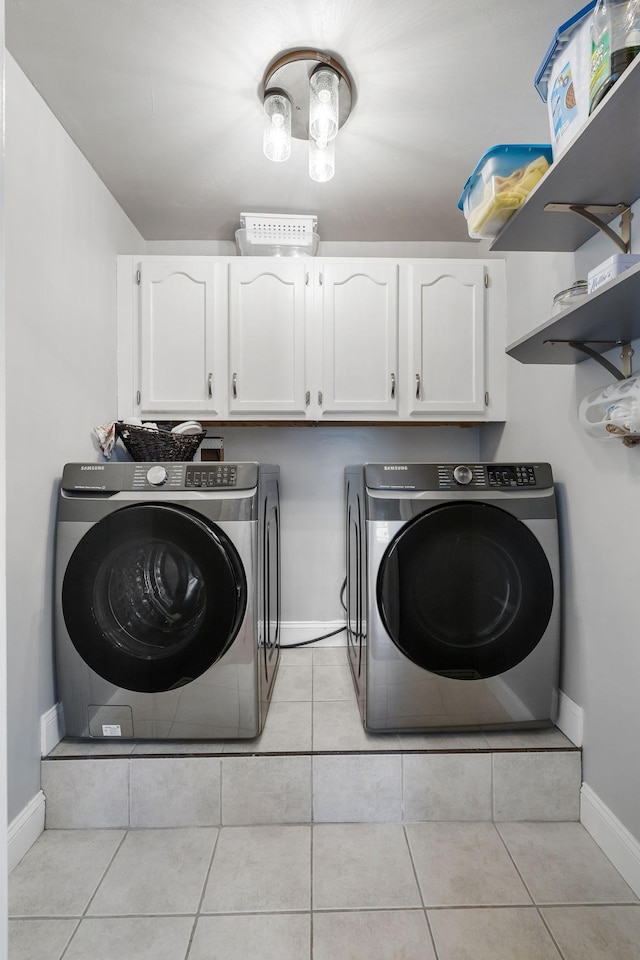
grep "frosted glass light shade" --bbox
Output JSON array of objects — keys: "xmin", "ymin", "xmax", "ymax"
[
  {"xmin": 263, "ymin": 93, "xmax": 292, "ymax": 162},
  {"xmin": 309, "ymin": 67, "xmax": 339, "ymax": 144},
  {"xmin": 309, "ymin": 136, "xmax": 335, "ymax": 182}
]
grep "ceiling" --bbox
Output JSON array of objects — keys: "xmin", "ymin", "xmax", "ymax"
[{"xmin": 6, "ymin": 0, "xmax": 582, "ymax": 243}]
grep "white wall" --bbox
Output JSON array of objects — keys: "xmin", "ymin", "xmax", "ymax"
[
  {"xmin": 4, "ymin": 54, "xmax": 144, "ymax": 822},
  {"xmin": 220, "ymin": 425, "xmax": 481, "ymax": 622},
  {"xmin": 1, "ymin": 0, "xmax": 9, "ymax": 950},
  {"xmin": 482, "ymin": 199, "xmax": 640, "ymax": 842}
]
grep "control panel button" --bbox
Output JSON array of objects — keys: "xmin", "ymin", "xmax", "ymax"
[
  {"xmin": 453, "ymin": 464, "xmax": 473, "ymax": 486},
  {"xmin": 146, "ymin": 465, "xmax": 168, "ymax": 486}
]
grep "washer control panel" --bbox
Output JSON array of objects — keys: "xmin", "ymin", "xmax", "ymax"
[{"xmin": 185, "ymin": 465, "xmax": 238, "ymax": 488}]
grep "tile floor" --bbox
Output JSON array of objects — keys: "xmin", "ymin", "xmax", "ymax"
[
  {"xmin": 9, "ymin": 821, "xmax": 640, "ymax": 959},
  {"xmin": 48, "ymin": 646, "xmax": 578, "ymax": 757}
]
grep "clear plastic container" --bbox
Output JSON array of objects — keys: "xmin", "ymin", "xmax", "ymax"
[
  {"xmin": 579, "ymin": 374, "xmax": 640, "ymax": 438},
  {"xmin": 457, "ymin": 145, "xmax": 553, "ymax": 240}
]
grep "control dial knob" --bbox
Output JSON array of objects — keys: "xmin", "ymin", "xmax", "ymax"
[
  {"xmin": 146, "ymin": 465, "xmax": 168, "ymax": 486},
  {"xmin": 453, "ymin": 464, "xmax": 473, "ymax": 486}
]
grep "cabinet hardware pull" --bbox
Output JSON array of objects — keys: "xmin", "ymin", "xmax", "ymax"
[
  {"xmin": 318, "ymin": 390, "xmax": 323, "ymax": 406},
  {"xmin": 207, "ymin": 373, "xmax": 213, "ymax": 399},
  {"xmin": 390, "ymin": 373, "xmax": 396, "ymax": 399},
  {"xmin": 232, "ymin": 373, "xmax": 238, "ymax": 399},
  {"xmin": 305, "ymin": 390, "xmax": 310, "ymax": 406},
  {"xmin": 136, "ymin": 390, "xmax": 141, "ymax": 406},
  {"xmin": 415, "ymin": 374, "xmax": 421, "ymax": 400}
]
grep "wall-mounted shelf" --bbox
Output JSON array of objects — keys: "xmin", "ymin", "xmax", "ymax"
[
  {"xmin": 506, "ymin": 262, "xmax": 640, "ymax": 365},
  {"xmin": 491, "ymin": 56, "xmax": 640, "ymax": 253}
]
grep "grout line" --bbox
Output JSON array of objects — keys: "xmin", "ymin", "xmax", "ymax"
[
  {"xmin": 402, "ymin": 824, "xmax": 440, "ymax": 958},
  {"xmin": 493, "ymin": 822, "xmax": 537, "ymax": 906},
  {"xmin": 50, "ymin": 918, "xmax": 81, "ymax": 960},
  {"xmin": 536, "ymin": 905, "xmax": 570, "ymax": 960},
  {"xmin": 309, "ymin": 824, "xmax": 314, "ymax": 959}
]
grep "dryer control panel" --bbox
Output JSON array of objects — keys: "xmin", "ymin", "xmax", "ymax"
[{"xmin": 364, "ymin": 462, "xmax": 554, "ymax": 491}]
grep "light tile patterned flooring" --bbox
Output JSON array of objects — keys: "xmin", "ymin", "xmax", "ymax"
[
  {"xmin": 16, "ymin": 648, "xmax": 639, "ymax": 957},
  {"xmin": 9, "ymin": 821, "xmax": 640, "ymax": 959},
  {"xmin": 49, "ymin": 646, "xmax": 577, "ymax": 757}
]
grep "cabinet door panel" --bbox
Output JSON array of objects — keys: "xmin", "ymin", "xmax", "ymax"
[
  {"xmin": 320, "ymin": 262, "xmax": 398, "ymax": 414},
  {"xmin": 406, "ymin": 262, "xmax": 485, "ymax": 415},
  {"xmin": 139, "ymin": 259, "xmax": 220, "ymax": 415},
  {"xmin": 229, "ymin": 262, "xmax": 307, "ymax": 414}
]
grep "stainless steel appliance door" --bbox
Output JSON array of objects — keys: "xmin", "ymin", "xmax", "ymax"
[
  {"xmin": 62, "ymin": 503, "xmax": 247, "ymax": 693},
  {"xmin": 376, "ymin": 501, "xmax": 554, "ymax": 680}
]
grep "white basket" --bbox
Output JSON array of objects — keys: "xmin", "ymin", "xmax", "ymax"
[{"xmin": 236, "ymin": 212, "xmax": 319, "ymax": 256}]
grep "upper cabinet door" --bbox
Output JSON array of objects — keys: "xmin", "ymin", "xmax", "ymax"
[
  {"xmin": 318, "ymin": 261, "xmax": 399, "ymax": 415},
  {"xmin": 138, "ymin": 258, "xmax": 223, "ymax": 416},
  {"xmin": 404, "ymin": 261, "xmax": 486, "ymax": 415},
  {"xmin": 228, "ymin": 260, "xmax": 308, "ymax": 415}
]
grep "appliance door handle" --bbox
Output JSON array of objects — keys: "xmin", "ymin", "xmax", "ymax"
[
  {"xmin": 415, "ymin": 374, "xmax": 421, "ymax": 400},
  {"xmin": 232, "ymin": 373, "xmax": 238, "ymax": 399}
]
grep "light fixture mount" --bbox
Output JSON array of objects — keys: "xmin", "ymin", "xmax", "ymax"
[{"xmin": 262, "ymin": 49, "xmax": 353, "ymax": 141}]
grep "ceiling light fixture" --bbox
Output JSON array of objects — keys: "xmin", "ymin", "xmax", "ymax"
[{"xmin": 262, "ymin": 49, "xmax": 353, "ymax": 183}]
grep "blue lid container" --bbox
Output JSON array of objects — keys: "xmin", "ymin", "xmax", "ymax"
[
  {"xmin": 457, "ymin": 144, "xmax": 553, "ymax": 239},
  {"xmin": 535, "ymin": 2, "xmax": 596, "ymax": 102},
  {"xmin": 457, "ymin": 144, "xmax": 553, "ymax": 212}
]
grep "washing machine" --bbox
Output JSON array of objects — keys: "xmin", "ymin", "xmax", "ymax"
[
  {"xmin": 345, "ymin": 462, "xmax": 561, "ymax": 732},
  {"xmin": 55, "ymin": 460, "xmax": 280, "ymax": 740}
]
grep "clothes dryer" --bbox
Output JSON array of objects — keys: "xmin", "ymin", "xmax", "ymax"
[
  {"xmin": 55, "ymin": 461, "xmax": 280, "ymax": 739},
  {"xmin": 345, "ymin": 462, "xmax": 560, "ymax": 732}
]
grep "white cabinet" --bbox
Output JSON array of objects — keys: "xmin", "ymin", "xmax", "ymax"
[
  {"xmin": 117, "ymin": 257, "xmax": 227, "ymax": 418},
  {"xmin": 226, "ymin": 258, "xmax": 398, "ymax": 419},
  {"xmin": 317, "ymin": 261, "xmax": 398, "ymax": 416},
  {"xmin": 228, "ymin": 260, "xmax": 308, "ymax": 415},
  {"xmin": 117, "ymin": 255, "xmax": 505, "ymax": 423},
  {"xmin": 402, "ymin": 261, "xmax": 486, "ymax": 416}
]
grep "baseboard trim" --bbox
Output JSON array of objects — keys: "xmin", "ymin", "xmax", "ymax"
[
  {"xmin": 280, "ymin": 620, "xmax": 347, "ymax": 648},
  {"xmin": 8, "ymin": 790, "xmax": 45, "ymax": 872},
  {"xmin": 581, "ymin": 783, "xmax": 640, "ymax": 897},
  {"xmin": 556, "ymin": 690, "xmax": 583, "ymax": 746},
  {"xmin": 41, "ymin": 702, "xmax": 65, "ymax": 756}
]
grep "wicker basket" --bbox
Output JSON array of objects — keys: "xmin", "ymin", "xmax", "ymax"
[{"xmin": 115, "ymin": 422, "xmax": 205, "ymax": 462}]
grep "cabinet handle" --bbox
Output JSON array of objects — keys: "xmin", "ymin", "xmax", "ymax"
[
  {"xmin": 135, "ymin": 390, "xmax": 141, "ymax": 406},
  {"xmin": 415, "ymin": 374, "xmax": 421, "ymax": 400},
  {"xmin": 305, "ymin": 390, "xmax": 310, "ymax": 406},
  {"xmin": 318, "ymin": 390, "xmax": 323, "ymax": 406},
  {"xmin": 207, "ymin": 373, "xmax": 213, "ymax": 399},
  {"xmin": 232, "ymin": 373, "xmax": 238, "ymax": 399},
  {"xmin": 390, "ymin": 373, "xmax": 396, "ymax": 399}
]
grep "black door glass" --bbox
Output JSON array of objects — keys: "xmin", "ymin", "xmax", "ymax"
[
  {"xmin": 62, "ymin": 504, "xmax": 246, "ymax": 693},
  {"xmin": 377, "ymin": 502, "xmax": 554, "ymax": 679}
]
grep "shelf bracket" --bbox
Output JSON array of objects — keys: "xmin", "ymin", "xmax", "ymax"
[
  {"xmin": 544, "ymin": 203, "xmax": 632, "ymax": 254},
  {"xmin": 544, "ymin": 339, "xmax": 633, "ymax": 380}
]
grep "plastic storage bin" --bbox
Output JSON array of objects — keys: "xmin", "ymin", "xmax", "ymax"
[
  {"xmin": 457, "ymin": 144, "xmax": 553, "ymax": 240},
  {"xmin": 535, "ymin": 2, "xmax": 596, "ymax": 159}
]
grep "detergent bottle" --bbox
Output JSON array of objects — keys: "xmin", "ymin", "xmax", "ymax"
[{"xmin": 590, "ymin": 0, "xmax": 640, "ymax": 112}]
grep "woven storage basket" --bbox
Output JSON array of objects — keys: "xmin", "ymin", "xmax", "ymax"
[{"xmin": 115, "ymin": 422, "xmax": 205, "ymax": 462}]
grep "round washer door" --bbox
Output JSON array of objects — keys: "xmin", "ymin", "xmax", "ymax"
[
  {"xmin": 377, "ymin": 501, "xmax": 554, "ymax": 679},
  {"xmin": 62, "ymin": 503, "xmax": 247, "ymax": 693}
]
